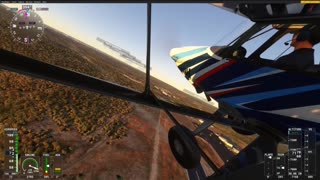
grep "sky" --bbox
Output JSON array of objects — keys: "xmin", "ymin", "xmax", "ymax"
[{"xmin": 4, "ymin": 3, "xmax": 317, "ymax": 101}]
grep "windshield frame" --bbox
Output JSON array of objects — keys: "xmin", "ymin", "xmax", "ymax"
[
  {"xmin": 219, "ymin": 23, "xmax": 268, "ymax": 58},
  {"xmin": 226, "ymin": 22, "xmax": 320, "ymax": 76}
]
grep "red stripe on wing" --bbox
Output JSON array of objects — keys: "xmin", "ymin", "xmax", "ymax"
[
  {"xmin": 209, "ymin": 86, "xmax": 252, "ymax": 98},
  {"xmin": 193, "ymin": 60, "xmax": 236, "ymax": 86}
]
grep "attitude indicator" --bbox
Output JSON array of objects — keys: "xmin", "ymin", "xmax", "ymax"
[{"xmin": 10, "ymin": 7, "xmax": 45, "ymax": 44}]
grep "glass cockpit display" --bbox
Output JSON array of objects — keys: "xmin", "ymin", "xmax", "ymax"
[{"xmin": 3, "ymin": 128, "xmax": 63, "ymax": 179}]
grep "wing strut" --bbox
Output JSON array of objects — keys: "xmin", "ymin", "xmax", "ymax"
[
  {"xmin": 193, "ymin": 120, "xmax": 215, "ymax": 136},
  {"xmin": 144, "ymin": 2, "xmax": 152, "ymax": 96},
  {"xmin": 142, "ymin": 3, "xmax": 222, "ymax": 174},
  {"xmin": 150, "ymin": 90, "xmax": 222, "ymax": 175}
]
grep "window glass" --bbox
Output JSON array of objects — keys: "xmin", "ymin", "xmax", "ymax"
[
  {"xmin": 150, "ymin": 4, "xmax": 253, "ymax": 113},
  {"xmin": 313, "ymin": 43, "xmax": 320, "ymax": 64},
  {"xmin": 260, "ymin": 33, "xmax": 293, "ymax": 61},
  {"xmin": 261, "ymin": 29, "xmax": 320, "ymax": 66},
  {"xmin": 0, "ymin": 3, "xmax": 146, "ymax": 92},
  {"xmin": 242, "ymin": 25, "xmax": 278, "ymax": 58}
]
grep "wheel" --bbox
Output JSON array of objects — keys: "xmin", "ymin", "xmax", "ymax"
[
  {"xmin": 232, "ymin": 127, "xmax": 255, "ymax": 136},
  {"xmin": 168, "ymin": 125, "xmax": 201, "ymax": 169}
]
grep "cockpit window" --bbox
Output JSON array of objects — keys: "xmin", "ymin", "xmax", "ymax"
[
  {"xmin": 241, "ymin": 25, "xmax": 278, "ymax": 58},
  {"xmin": 261, "ymin": 33, "xmax": 320, "ymax": 65},
  {"xmin": 313, "ymin": 43, "xmax": 320, "ymax": 65},
  {"xmin": 260, "ymin": 33, "xmax": 293, "ymax": 61},
  {"xmin": 258, "ymin": 24, "xmax": 320, "ymax": 73},
  {"xmin": 0, "ymin": 3, "xmax": 147, "ymax": 93}
]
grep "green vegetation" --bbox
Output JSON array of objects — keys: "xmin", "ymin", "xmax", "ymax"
[
  {"xmin": 18, "ymin": 128, "xmax": 69, "ymax": 156},
  {"xmin": 0, "ymin": 6, "xmax": 135, "ymax": 158},
  {"xmin": 103, "ymin": 117, "xmax": 128, "ymax": 140},
  {"xmin": 0, "ymin": 70, "xmax": 134, "ymax": 154}
]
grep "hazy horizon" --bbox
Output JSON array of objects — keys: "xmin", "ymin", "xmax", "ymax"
[{"xmin": 1, "ymin": 3, "xmax": 254, "ymax": 104}]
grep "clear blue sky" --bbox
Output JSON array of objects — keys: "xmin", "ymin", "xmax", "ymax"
[{"xmin": 6, "ymin": 3, "xmax": 317, "ymax": 97}]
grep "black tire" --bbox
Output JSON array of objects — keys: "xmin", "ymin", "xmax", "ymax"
[
  {"xmin": 168, "ymin": 125, "xmax": 201, "ymax": 169},
  {"xmin": 232, "ymin": 127, "xmax": 255, "ymax": 136}
]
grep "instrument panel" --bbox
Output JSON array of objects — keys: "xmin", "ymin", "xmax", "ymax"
[{"xmin": 3, "ymin": 128, "xmax": 63, "ymax": 179}]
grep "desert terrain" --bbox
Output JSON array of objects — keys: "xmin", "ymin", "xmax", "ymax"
[{"xmin": 0, "ymin": 4, "xmax": 257, "ymax": 179}]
